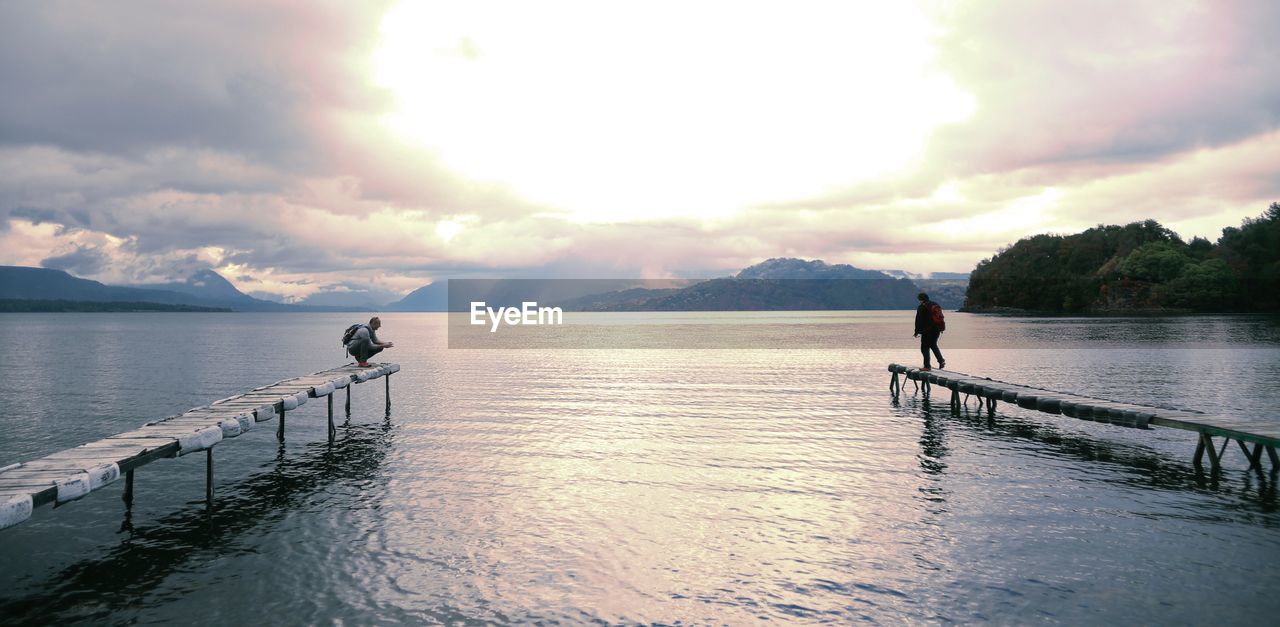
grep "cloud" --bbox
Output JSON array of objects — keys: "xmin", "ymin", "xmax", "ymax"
[
  {"xmin": 922, "ymin": 0, "xmax": 1280, "ymax": 175},
  {"xmin": 40, "ymin": 243, "xmax": 109, "ymax": 276},
  {"xmin": 0, "ymin": 1, "xmax": 1275, "ymax": 291},
  {"xmin": 295, "ymin": 280, "xmax": 404, "ymax": 307},
  {"xmin": 0, "ymin": 2, "xmax": 391, "ymax": 162}
]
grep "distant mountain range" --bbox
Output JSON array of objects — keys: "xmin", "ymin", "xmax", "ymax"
[
  {"xmin": 1, "ymin": 258, "xmax": 969, "ymax": 313},
  {"xmin": 879, "ymin": 269, "xmax": 972, "ymax": 281},
  {"xmin": 385, "ymin": 281, "xmax": 447, "ymax": 312},
  {"xmin": 570, "ymin": 259, "xmax": 923, "ymax": 311},
  {"xmin": 384, "ymin": 279, "xmax": 700, "ymax": 312},
  {"xmin": 0, "ymin": 298, "xmax": 231, "ymax": 313},
  {"xmin": 0, "ymin": 266, "xmax": 363, "ymax": 312},
  {"xmin": 127, "ymin": 269, "xmax": 259, "ymax": 305},
  {"xmin": 388, "ymin": 259, "xmax": 967, "ymax": 312}
]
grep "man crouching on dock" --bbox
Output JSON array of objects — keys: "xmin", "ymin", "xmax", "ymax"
[{"xmin": 347, "ymin": 316, "xmax": 394, "ymax": 367}]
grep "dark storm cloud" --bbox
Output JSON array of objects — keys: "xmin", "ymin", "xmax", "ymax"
[
  {"xmin": 40, "ymin": 243, "xmax": 109, "ymax": 276},
  {"xmin": 10, "ymin": 207, "xmax": 72, "ymax": 226},
  {"xmin": 221, "ymin": 246, "xmax": 346, "ymax": 273},
  {"xmin": 121, "ymin": 251, "xmax": 213, "ymax": 282}
]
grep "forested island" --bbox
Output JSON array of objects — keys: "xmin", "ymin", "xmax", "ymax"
[{"xmin": 964, "ymin": 203, "xmax": 1280, "ymax": 313}]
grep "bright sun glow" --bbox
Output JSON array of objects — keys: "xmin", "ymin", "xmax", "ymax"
[
  {"xmin": 373, "ymin": 1, "xmax": 973, "ymax": 222},
  {"xmin": 436, "ymin": 218, "xmax": 464, "ymax": 242}
]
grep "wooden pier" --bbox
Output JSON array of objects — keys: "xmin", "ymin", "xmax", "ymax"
[
  {"xmin": 0, "ymin": 362, "xmax": 399, "ymax": 531},
  {"xmin": 888, "ymin": 364, "xmax": 1280, "ymax": 473}
]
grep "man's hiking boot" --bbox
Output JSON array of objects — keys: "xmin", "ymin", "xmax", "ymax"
[
  {"xmin": 939, "ymin": 359, "xmax": 946, "ymax": 369},
  {"xmin": 921, "ymin": 366, "xmax": 931, "ymax": 371}
]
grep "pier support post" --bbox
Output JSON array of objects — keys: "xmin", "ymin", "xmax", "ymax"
[
  {"xmin": 205, "ymin": 448, "xmax": 214, "ymax": 515},
  {"xmin": 1194, "ymin": 434, "xmax": 1206, "ymax": 470},
  {"xmin": 950, "ymin": 390, "xmax": 960, "ymax": 414},
  {"xmin": 122, "ymin": 469, "xmax": 134, "ymax": 506},
  {"xmin": 1239, "ymin": 440, "xmax": 1262, "ymax": 471},
  {"xmin": 327, "ymin": 394, "xmax": 335, "ymax": 443},
  {"xmin": 345, "ymin": 385, "xmax": 351, "ymax": 419},
  {"xmin": 1203, "ymin": 434, "xmax": 1222, "ymax": 471},
  {"xmin": 889, "ymin": 373, "xmax": 899, "ymax": 398},
  {"xmin": 1267, "ymin": 445, "xmax": 1279, "ymax": 471},
  {"xmin": 385, "ymin": 374, "xmax": 391, "ymax": 416},
  {"xmin": 277, "ymin": 406, "xmax": 286, "ymax": 441}
]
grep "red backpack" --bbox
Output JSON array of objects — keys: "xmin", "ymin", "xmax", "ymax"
[{"xmin": 928, "ymin": 302, "xmax": 946, "ymax": 332}]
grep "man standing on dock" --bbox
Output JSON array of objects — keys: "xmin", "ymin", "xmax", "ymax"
[
  {"xmin": 914, "ymin": 293, "xmax": 945, "ymax": 371},
  {"xmin": 347, "ymin": 316, "xmax": 394, "ymax": 367}
]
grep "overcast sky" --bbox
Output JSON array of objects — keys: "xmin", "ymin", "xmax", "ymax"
[{"xmin": 1, "ymin": 1, "xmax": 1276, "ymax": 303}]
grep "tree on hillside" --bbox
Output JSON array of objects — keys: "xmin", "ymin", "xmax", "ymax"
[
  {"xmin": 1119, "ymin": 241, "xmax": 1191, "ymax": 282},
  {"xmin": 1216, "ymin": 202, "xmax": 1280, "ymax": 311},
  {"xmin": 962, "ymin": 206, "xmax": 1279, "ymax": 313},
  {"xmin": 1163, "ymin": 258, "xmax": 1238, "ymax": 310},
  {"xmin": 964, "ymin": 220, "xmax": 1181, "ymax": 312}
]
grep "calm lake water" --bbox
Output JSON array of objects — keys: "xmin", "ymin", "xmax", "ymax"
[{"xmin": 1, "ymin": 312, "xmax": 1278, "ymax": 624}]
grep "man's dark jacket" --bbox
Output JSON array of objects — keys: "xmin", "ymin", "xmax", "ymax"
[{"xmin": 915, "ymin": 301, "xmax": 940, "ymax": 335}]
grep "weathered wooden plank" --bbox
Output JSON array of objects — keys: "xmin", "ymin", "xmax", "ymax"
[
  {"xmin": 35, "ymin": 452, "xmax": 131, "ymax": 463},
  {"xmin": 170, "ymin": 416, "xmax": 248, "ymax": 425},
  {"xmin": 249, "ymin": 383, "xmax": 335, "ymax": 399},
  {"xmin": 48, "ymin": 444, "xmax": 150, "ymax": 455},
  {"xmin": 1133, "ymin": 412, "xmax": 1274, "ymax": 443},
  {"xmin": 231, "ymin": 394, "xmax": 305, "ymax": 403},
  {"xmin": 205, "ymin": 401, "xmax": 278, "ymax": 410},
  {"xmin": 49, "ymin": 445, "xmax": 166, "ymax": 459},
  {"xmin": 206, "ymin": 398, "xmax": 278, "ymax": 406},
  {"xmin": 0, "ymin": 483, "xmax": 51, "ymax": 491},
  {"xmin": 272, "ymin": 374, "xmax": 349, "ymax": 382},
  {"xmin": 156, "ymin": 419, "xmax": 242, "ymax": 432},
  {"xmin": 0, "ymin": 487, "xmax": 54, "ymax": 496},
  {"xmin": 253, "ymin": 373, "xmax": 340, "ymax": 383},
  {"xmin": 0, "ymin": 479, "xmax": 63, "ymax": 490},
  {"xmin": 44, "ymin": 443, "xmax": 179, "ymax": 473},
  {"xmin": 1150, "ymin": 417, "xmax": 1280, "ymax": 440},
  {"xmin": 128, "ymin": 428, "xmax": 214, "ymax": 438},
  {"xmin": 97, "ymin": 440, "xmax": 180, "ymax": 450},
  {"xmin": 0, "ymin": 469, "xmax": 84, "ymax": 480},
  {"xmin": 195, "ymin": 405, "xmax": 245, "ymax": 413},
  {"xmin": 239, "ymin": 385, "xmax": 319, "ymax": 394},
  {"xmin": 103, "ymin": 429, "xmax": 183, "ymax": 440},
  {"xmin": 248, "ymin": 384, "xmax": 318, "ymax": 393},
  {"xmin": 20, "ymin": 459, "xmax": 125, "ymax": 474},
  {"xmin": 106, "ymin": 429, "xmax": 184, "ymax": 437},
  {"xmin": 1207, "ymin": 421, "xmax": 1280, "ymax": 434},
  {"xmin": 150, "ymin": 417, "xmax": 226, "ymax": 426},
  {"xmin": 131, "ymin": 423, "xmax": 212, "ymax": 431},
  {"xmin": 0, "ymin": 476, "xmax": 92, "ymax": 493}
]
